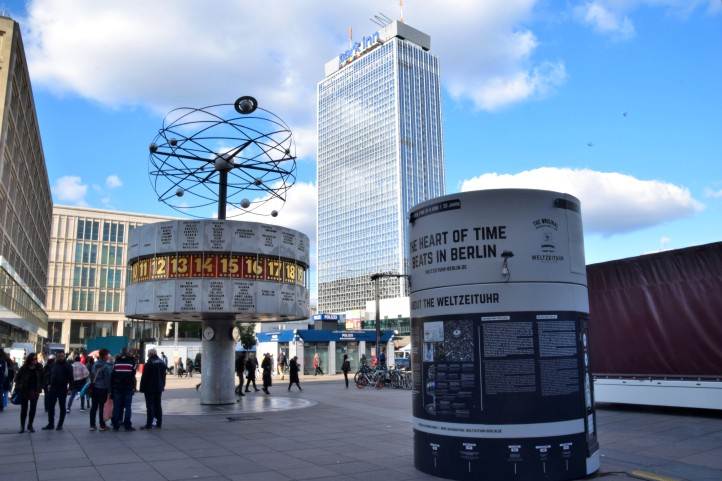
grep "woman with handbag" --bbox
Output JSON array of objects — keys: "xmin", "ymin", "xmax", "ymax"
[{"xmin": 14, "ymin": 352, "xmax": 43, "ymax": 433}]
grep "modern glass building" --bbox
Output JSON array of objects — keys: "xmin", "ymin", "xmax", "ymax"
[
  {"xmin": 0, "ymin": 16, "xmax": 53, "ymax": 350},
  {"xmin": 317, "ymin": 21, "xmax": 445, "ymax": 313},
  {"xmin": 46, "ymin": 206, "xmax": 173, "ymax": 350}
]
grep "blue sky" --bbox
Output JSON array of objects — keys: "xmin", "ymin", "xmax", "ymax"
[{"xmin": 4, "ymin": 0, "xmax": 721, "ymax": 298}]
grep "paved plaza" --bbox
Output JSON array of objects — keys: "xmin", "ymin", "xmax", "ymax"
[{"xmin": 1, "ymin": 375, "xmax": 721, "ymax": 481}]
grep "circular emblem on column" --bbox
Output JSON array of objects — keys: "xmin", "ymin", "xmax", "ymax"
[
  {"xmin": 231, "ymin": 326, "xmax": 241, "ymax": 342},
  {"xmin": 202, "ymin": 326, "xmax": 216, "ymax": 341}
]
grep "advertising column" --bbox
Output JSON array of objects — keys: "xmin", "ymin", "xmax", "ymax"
[{"xmin": 408, "ymin": 189, "xmax": 599, "ymax": 481}]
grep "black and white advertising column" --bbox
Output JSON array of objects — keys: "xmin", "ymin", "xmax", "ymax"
[
  {"xmin": 409, "ymin": 189, "xmax": 599, "ymax": 481},
  {"xmin": 125, "ymin": 219, "xmax": 310, "ymax": 405}
]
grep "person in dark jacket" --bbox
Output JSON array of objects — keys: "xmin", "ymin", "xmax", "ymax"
[
  {"xmin": 89, "ymin": 349, "xmax": 113, "ymax": 431},
  {"xmin": 235, "ymin": 354, "xmax": 245, "ymax": 397},
  {"xmin": 14, "ymin": 353, "xmax": 43, "ymax": 432},
  {"xmin": 139, "ymin": 349, "xmax": 166, "ymax": 429},
  {"xmin": 110, "ymin": 347, "xmax": 137, "ymax": 431},
  {"xmin": 341, "ymin": 354, "xmax": 351, "ymax": 389},
  {"xmin": 0, "ymin": 350, "xmax": 9, "ymax": 412},
  {"xmin": 261, "ymin": 353, "xmax": 272, "ymax": 395},
  {"xmin": 42, "ymin": 355, "xmax": 55, "ymax": 413},
  {"xmin": 288, "ymin": 356, "xmax": 302, "ymax": 391},
  {"xmin": 43, "ymin": 352, "xmax": 73, "ymax": 430},
  {"xmin": 245, "ymin": 355, "xmax": 259, "ymax": 392}
]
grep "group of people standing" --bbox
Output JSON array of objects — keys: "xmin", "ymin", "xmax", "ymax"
[
  {"xmin": 1, "ymin": 347, "xmax": 167, "ymax": 433},
  {"xmin": 235, "ymin": 352, "xmax": 302, "ymax": 396}
]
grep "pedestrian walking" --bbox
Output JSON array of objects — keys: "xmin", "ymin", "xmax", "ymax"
[
  {"xmin": 42, "ymin": 351, "xmax": 73, "ymax": 430},
  {"xmin": 313, "ymin": 352, "xmax": 323, "ymax": 375},
  {"xmin": 379, "ymin": 348, "xmax": 387, "ymax": 369},
  {"xmin": 245, "ymin": 354, "xmax": 259, "ymax": 392},
  {"xmin": 67, "ymin": 356, "xmax": 90, "ymax": 413},
  {"xmin": 14, "ymin": 353, "xmax": 43, "ymax": 433},
  {"xmin": 261, "ymin": 353, "xmax": 272, "ymax": 395},
  {"xmin": 0, "ymin": 350, "xmax": 9, "ymax": 412},
  {"xmin": 139, "ymin": 348, "xmax": 166, "ymax": 430},
  {"xmin": 186, "ymin": 358, "xmax": 194, "ymax": 377},
  {"xmin": 42, "ymin": 355, "xmax": 55, "ymax": 413},
  {"xmin": 288, "ymin": 356, "xmax": 302, "ymax": 391},
  {"xmin": 235, "ymin": 354, "xmax": 245, "ymax": 396},
  {"xmin": 341, "ymin": 354, "xmax": 351, "ymax": 389},
  {"xmin": 160, "ymin": 352, "xmax": 169, "ymax": 372},
  {"xmin": 89, "ymin": 349, "xmax": 112, "ymax": 431},
  {"xmin": 110, "ymin": 347, "xmax": 137, "ymax": 431},
  {"xmin": 277, "ymin": 351, "xmax": 288, "ymax": 380}
]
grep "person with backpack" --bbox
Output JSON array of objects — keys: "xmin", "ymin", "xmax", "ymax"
[
  {"xmin": 89, "ymin": 349, "xmax": 113, "ymax": 431},
  {"xmin": 13, "ymin": 352, "xmax": 43, "ymax": 433},
  {"xmin": 288, "ymin": 356, "xmax": 302, "ymax": 392},
  {"xmin": 139, "ymin": 348, "xmax": 166, "ymax": 430},
  {"xmin": 277, "ymin": 351, "xmax": 287, "ymax": 380},
  {"xmin": 66, "ymin": 356, "xmax": 90, "ymax": 413},
  {"xmin": 110, "ymin": 347, "xmax": 137, "ymax": 431},
  {"xmin": 341, "ymin": 354, "xmax": 351, "ymax": 389}
]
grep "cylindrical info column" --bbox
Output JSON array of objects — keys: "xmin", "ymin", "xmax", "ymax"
[
  {"xmin": 200, "ymin": 319, "xmax": 236, "ymax": 405},
  {"xmin": 409, "ymin": 189, "xmax": 599, "ymax": 481}
]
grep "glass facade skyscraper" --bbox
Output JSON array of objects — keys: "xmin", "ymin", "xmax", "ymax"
[{"xmin": 317, "ymin": 22, "xmax": 444, "ymax": 313}]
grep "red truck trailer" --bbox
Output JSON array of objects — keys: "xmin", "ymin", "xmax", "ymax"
[{"xmin": 587, "ymin": 242, "xmax": 722, "ymax": 409}]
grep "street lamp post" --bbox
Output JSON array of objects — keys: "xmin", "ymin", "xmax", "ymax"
[{"xmin": 370, "ymin": 272, "xmax": 409, "ymax": 366}]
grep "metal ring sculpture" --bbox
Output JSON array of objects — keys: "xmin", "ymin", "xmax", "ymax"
[{"xmin": 148, "ymin": 96, "xmax": 296, "ymax": 219}]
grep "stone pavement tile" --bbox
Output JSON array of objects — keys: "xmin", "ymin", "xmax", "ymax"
[
  {"xmin": 1, "ymin": 461, "xmax": 36, "ymax": 474},
  {"xmin": 600, "ymin": 447, "xmax": 670, "ymax": 467},
  {"xmin": 38, "ymin": 457, "xmax": 93, "ymax": 469},
  {"xmin": 87, "ymin": 451, "xmax": 144, "ymax": 465},
  {"xmin": 197, "ymin": 454, "xmax": 261, "ymax": 475},
  {"xmin": 348, "ymin": 468, "xmax": 419, "ymax": 481},
  {"xmin": 244, "ymin": 452, "xmax": 316, "ymax": 470},
  {"xmin": 150, "ymin": 458, "xmax": 221, "ymax": 480},
  {"xmin": 679, "ymin": 446, "xmax": 722, "ymax": 470},
  {"xmin": 227, "ymin": 470, "xmax": 291, "ymax": 481},
  {"xmin": 226, "ymin": 443, "xmax": 274, "ymax": 456},
  {"xmin": 0, "ymin": 453, "xmax": 35, "ymax": 463},
  {"xmin": 96, "ymin": 462, "xmax": 167, "ymax": 481},
  {"xmin": 36, "ymin": 465, "xmax": 101, "ymax": 481},
  {"xmin": 136, "ymin": 448, "xmax": 189, "ymax": 462},
  {"xmin": 0, "ymin": 472, "xmax": 39, "ymax": 481},
  {"xmin": 182, "ymin": 446, "xmax": 234, "ymax": 458},
  {"xmin": 324, "ymin": 460, "xmax": 396, "ymax": 475},
  {"xmin": 647, "ymin": 461, "xmax": 722, "ymax": 481},
  {"xmin": 638, "ymin": 438, "xmax": 722, "ymax": 460},
  {"xmin": 274, "ymin": 465, "xmax": 338, "ymax": 480}
]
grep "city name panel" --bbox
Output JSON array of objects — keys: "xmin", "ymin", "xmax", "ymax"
[{"xmin": 408, "ymin": 189, "xmax": 599, "ymax": 481}]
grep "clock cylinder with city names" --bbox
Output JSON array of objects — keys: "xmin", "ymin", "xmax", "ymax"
[{"xmin": 124, "ymin": 219, "xmax": 310, "ymax": 322}]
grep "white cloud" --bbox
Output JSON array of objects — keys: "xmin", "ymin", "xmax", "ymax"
[
  {"xmin": 575, "ymin": 2, "xmax": 635, "ymax": 40},
  {"xmin": 52, "ymin": 175, "xmax": 88, "ymax": 205},
  {"xmin": 659, "ymin": 235, "xmax": 671, "ymax": 247},
  {"xmin": 574, "ymin": 1, "xmax": 719, "ymax": 40},
  {"xmin": 704, "ymin": 187, "xmax": 722, "ymax": 198},
  {"xmin": 105, "ymin": 175, "xmax": 123, "ymax": 189},
  {"xmin": 460, "ymin": 167, "xmax": 703, "ymax": 235},
  {"xmin": 22, "ymin": 0, "xmax": 565, "ymax": 135}
]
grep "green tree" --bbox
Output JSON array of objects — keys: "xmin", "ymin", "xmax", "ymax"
[{"xmin": 237, "ymin": 323, "xmax": 256, "ymax": 350}]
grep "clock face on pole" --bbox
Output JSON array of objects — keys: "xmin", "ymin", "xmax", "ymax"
[
  {"xmin": 231, "ymin": 326, "xmax": 241, "ymax": 342},
  {"xmin": 202, "ymin": 326, "xmax": 215, "ymax": 341}
]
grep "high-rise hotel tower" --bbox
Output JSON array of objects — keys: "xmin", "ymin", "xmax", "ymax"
[{"xmin": 317, "ymin": 21, "xmax": 445, "ymax": 313}]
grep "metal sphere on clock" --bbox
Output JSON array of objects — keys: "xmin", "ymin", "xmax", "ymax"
[{"xmin": 148, "ymin": 96, "xmax": 297, "ymax": 219}]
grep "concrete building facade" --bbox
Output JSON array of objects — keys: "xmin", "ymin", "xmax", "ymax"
[
  {"xmin": 0, "ymin": 16, "xmax": 53, "ymax": 349},
  {"xmin": 317, "ymin": 21, "xmax": 445, "ymax": 313},
  {"xmin": 46, "ymin": 205, "xmax": 173, "ymax": 350}
]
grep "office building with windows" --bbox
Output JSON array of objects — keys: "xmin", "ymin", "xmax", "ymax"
[
  {"xmin": 46, "ymin": 206, "xmax": 173, "ymax": 349},
  {"xmin": 317, "ymin": 21, "xmax": 445, "ymax": 313},
  {"xmin": 0, "ymin": 16, "xmax": 53, "ymax": 349}
]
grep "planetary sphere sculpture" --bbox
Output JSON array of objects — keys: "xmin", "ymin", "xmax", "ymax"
[{"xmin": 126, "ymin": 97, "xmax": 309, "ymax": 404}]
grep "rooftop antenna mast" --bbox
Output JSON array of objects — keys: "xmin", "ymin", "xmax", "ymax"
[
  {"xmin": 400, "ymin": 0, "xmax": 404, "ymax": 23},
  {"xmin": 347, "ymin": 26, "xmax": 353, "ymax": 47},
  {"xmin": 370, "ymin": 13, "xmax": 392, "ymax": 28}
]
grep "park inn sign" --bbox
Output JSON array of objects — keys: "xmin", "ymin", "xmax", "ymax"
[{"xmin": 338, "ymin": 31, "xmax": 381, "ymax": 66}]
